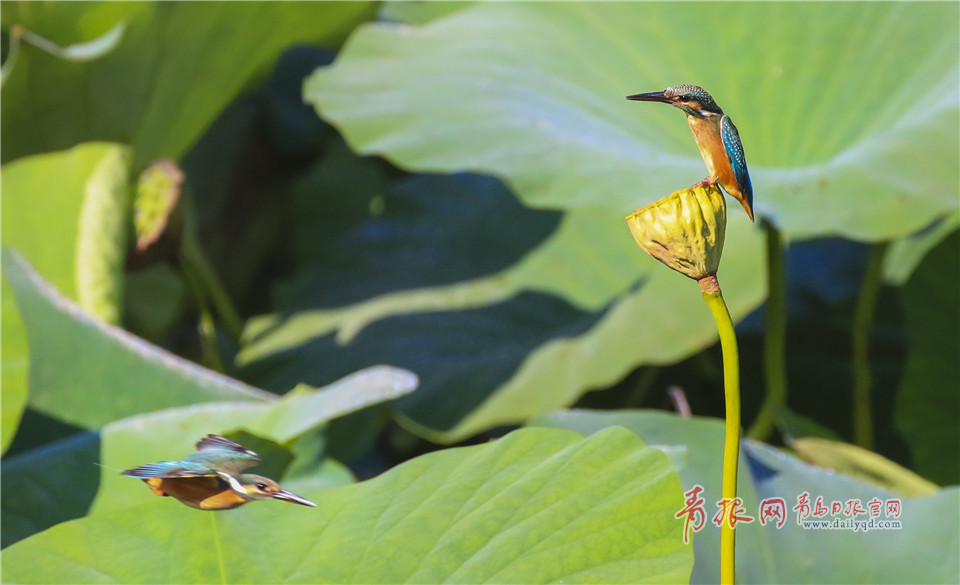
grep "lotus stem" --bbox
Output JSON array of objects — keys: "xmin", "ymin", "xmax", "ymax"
[
  {"xmin": 180, "ymin": 234, "xmax": 243, "ymax": 341},
  {"xmin": 748, "ymin": 220, "xmax": 787, "ymax": 440},
  {"xmin": 852, "ymin": 241, "xmax": 888, "ymax": 450},
  {"xmin": 699, "ymin": 275, "xmax": 740, "ymax": 585}
]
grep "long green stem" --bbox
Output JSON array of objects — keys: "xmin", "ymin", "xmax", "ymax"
[
  {"xmin": 210, "ymin": 512, "xmax": 228, "ymax": 585},
  {"xmin": 852, "ymin": 241, "xmax": 888, "ymax": 450},
  {"xmin": 180, "ymin": 254, "xmax": 224, "ymax": 372},
  {"xmin": 700, "ymin": 275, "xmax": 740, "ymax": 585},
  {"xmin": 748, "ymin": 221, "xmax": 787, "ymax": 440},
  {"xmin": 180, "ymin": 234, "xmax": 243, "ymax": 341}
]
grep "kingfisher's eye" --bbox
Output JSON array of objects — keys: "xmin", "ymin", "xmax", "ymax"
[{"xmin": 255, "ymin": 482, "xmax": 268, "ymax": 490}]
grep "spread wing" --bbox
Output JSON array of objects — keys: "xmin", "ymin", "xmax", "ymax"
[
  {"xmin": 122, "ymin": 435, "xmax": 261, "ymax": 479},
  {"xmin": 720, "ymin": 114, "xmax": 753, "ymax": 214},
  {"xmin": 122, "ymin": 461, "xmax": 217, "ymax": 478},
  {"xmin": 195, "ymin": 434, "xmax": 255, "ymax": 454},
  {"xmin": 184, "ymin": 434, "xmax": 261, "ymax": 475}
]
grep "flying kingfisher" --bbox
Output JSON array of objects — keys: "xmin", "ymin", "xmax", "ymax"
[
  {"xmin": 627, "ymin": 84, "xmax": 754, "ymax": 222},
  {"xmin": 123, "ymin": 434, "xmax": 316, "ymax": 510}
]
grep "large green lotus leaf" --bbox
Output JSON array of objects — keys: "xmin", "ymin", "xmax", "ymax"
[
  {"xmin": 533, "ymin": 410, "xmax": 959, "ymax": 584},
  {"xmin": 2, "ymin": 1, "xmax": 375, "ymax": 170},
  {"xmin": 0, "ymin": 143, "xmax": 130, "ymax": 453},
  {"xmin": 1, "ymin": 249, "xmax": 274, "ymax": 428},
  {"xmin": 894, "ymin": 230, "xmax": 959, "ymax": 485},
  {"xmin": 2, "ymin": 427, "xmax": 693, "ymax": 584},
  {"xmin": 239, "ymin": 166, "xmax": 764, "ymax": 441},
  {"xmin": 306, "ymin": 2, "xmax": 958, "ymax": 241},
  {"xmin": 1, "ymin": 366, "xmax": 415, "ymax": 546}
]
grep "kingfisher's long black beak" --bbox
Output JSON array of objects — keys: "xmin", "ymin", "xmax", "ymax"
[
  {"xmin": 626, "ymin": 91, "xmax": 672, "ymax": 104},
  {"xmin": 273, "ymin": 489, "xmax": 317, "ymax": 507}
]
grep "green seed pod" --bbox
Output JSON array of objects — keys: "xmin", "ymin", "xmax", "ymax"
[{"xmin": 625, "ymin": 183, "xmax": 727, "ymax": 280}]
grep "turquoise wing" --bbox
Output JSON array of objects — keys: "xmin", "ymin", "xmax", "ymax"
[
  {"xmin": 183, "ymin": 434, "xmax": 261, "ymax": 475},
  {"xmin": 122, "ymin": 460, "xmax": 215, "ymax": 478},
  {"xmin": 720, "ymin": 114, "xmax": 753, "ymax": 213}
]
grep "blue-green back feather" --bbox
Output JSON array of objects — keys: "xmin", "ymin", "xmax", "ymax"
[
  {"xmin": 720, "ymin": 114, "xmax": 753, "ymax": 212},
  {"xmin": 182, "ymin": 450, "xmax": 260, "ymax": 474},
  {"xmin": 122, "ymin": 461, "xmax": 216, "ymax": 478}
]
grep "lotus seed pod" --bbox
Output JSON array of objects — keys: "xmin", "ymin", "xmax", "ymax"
[{"xmin": 626, "ymin": 183, "xmax": 727, "ymax": 280}]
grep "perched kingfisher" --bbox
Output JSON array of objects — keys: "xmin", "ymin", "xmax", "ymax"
[
  {"xmin": 627, "ymin": 84, "xmax": 754, "ymax": 221},
  {"xmin": 123, "ymin": 434, "xmax": 316, "ymax": 510}
]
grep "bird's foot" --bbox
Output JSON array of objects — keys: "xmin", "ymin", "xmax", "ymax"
[{"xmin": 691, "ymin": 178, "xmax": 717, "ymax": 189}]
